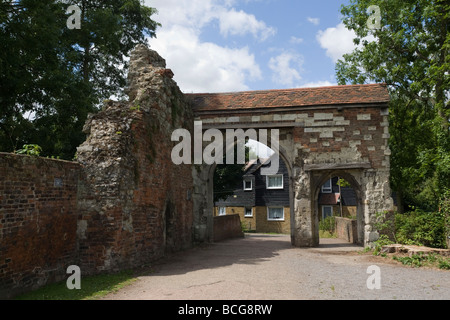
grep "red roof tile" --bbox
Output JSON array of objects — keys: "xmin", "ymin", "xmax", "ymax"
[
  {"xmin": 186, "ymin": 83, "xmax": 390, "ymax": 111},
  {"xmin": 319, "ymin": 193, "xmax": 340, "ymax": 205}
]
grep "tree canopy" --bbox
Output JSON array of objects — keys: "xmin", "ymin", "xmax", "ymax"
[
  {"xmin": 0, "ymin": 0, "xmax": 160, "ymax": 159},
  {"xmin": 337, "ymin": 0, "xmax": 449, "ymax": 211}
]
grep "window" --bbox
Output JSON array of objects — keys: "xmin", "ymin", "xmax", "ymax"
[
  {"xmin": 218, "ymin": 207, "xmax": 226, "ymax": 216},
  {"xmin": 267, "ymin": 207, "xmax": 284, "ymax": 221},
  {"xmin": 321, "ymin": 179, "xmax": 332, "ymax": 193},
  {"xmin": 266, "ymin": 175, "xmax": 283, "ymax": 189},
  {"xmin": 322, "ymin": 206, "xmax": 333, "ymax": 219},
  {"xmin": 243, "ymin": 178, "xmax": 252, "ymax": 191},
  {"xmin": 245, "ymin": 207, "xmax": 253, "ymax": 217}
]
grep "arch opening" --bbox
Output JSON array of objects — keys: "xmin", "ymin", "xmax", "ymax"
[
  {"xmin": 206, "ymin": 138, "xmax": 295, "ymax": 242},
  {"xmin": 313, "ymin": 171, "xmax": 364, "ymax": 246}
]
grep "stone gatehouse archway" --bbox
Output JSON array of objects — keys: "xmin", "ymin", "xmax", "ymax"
[
  {"xmin": 74, "ymin": 45, "xmax": 394, "ymax": 274},
  {"xmin": 188, "ymin": 83, "xmax": 394, "ymax": 248}
]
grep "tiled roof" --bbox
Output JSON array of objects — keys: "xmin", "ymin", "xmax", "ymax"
[
  {"xmin": 318, "ymin": 193, "xmax": 341, "ymax": 205},
  {"xmin": 186, "ymin": 83, "xmax": 390, "ymax": 111}
]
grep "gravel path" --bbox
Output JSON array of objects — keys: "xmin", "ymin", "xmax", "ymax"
[{"xmin": 102, "ymin": 234, "xmax": 450, "ymax": 300}]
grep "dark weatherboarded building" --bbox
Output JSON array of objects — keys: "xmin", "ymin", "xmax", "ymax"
[{"xmin": 214, "ymin": 154, "xmax": 291, "ymax": 234}]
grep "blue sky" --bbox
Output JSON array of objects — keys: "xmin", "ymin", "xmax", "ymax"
[{"xmin": 144, "ymin": 0, "xmax": 357, "ymax": 93}]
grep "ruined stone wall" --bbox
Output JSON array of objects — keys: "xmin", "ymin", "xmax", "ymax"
[
  {"xmin": 76, "ymin": 45, "xmax": 194, "ymax": 274},
  {"xmin": 0, "ymin": 153, "xmax": 80, "ymax": 298}
]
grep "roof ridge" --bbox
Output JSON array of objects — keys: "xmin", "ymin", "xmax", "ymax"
[{"xmin": 185, "ymin": 83, "xmax": 387, "ymax": 96}]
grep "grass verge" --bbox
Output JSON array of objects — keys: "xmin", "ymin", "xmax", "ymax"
[
  {"xmin": 14, "ymin": 270, "xmax": 137, "ymax": 300},
  {"xmin": 391, "ymin": 253, "xmax": 450, "ymax": 270},
  {"xmin": 319, "ymin": 230, "xmax": 337, "ymax": 238}
]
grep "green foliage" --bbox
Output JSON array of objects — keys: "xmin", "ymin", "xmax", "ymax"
[
  {"xmin": 213, "ymin": 163, "xmax": 246, "ymax": 203},
  {"xmin": 0, "ymin": 0, "xmax": 160, "ymax": 160},
  {"xmin": 337, "ymin": 0, "xmax": 450, "ymax": 212},
  {"xmin": 393, "ymin": 254, "xmax": 426, "ymax": 268},
  {"xmin": 213, "ymin": 144, "xmax": 251, "ymax": 203},
  {"xmin": 319, "ymin": 216, "xmax": 337, "ymax": 238},
  {"xmin": 393, "ymin": 253, "xmax": 450, "ymax": 270},
  {"xmin": 15, "ymin": 144, "xmax": 42, "ymax": 156},
  {"xmin": 439, "ymin": 258, "xmax": 450, "ymax": 270},
  {"xmin": 14, "ymin": 270, "xmax": 137, "ymax": 300},
  {"xmin": 395, "ymin": 210, "xmax": 447, "ymax": 249},
  {"xmin": 372, "ymin": 209, "xmax": 447, "ymax": 256},
  {"xmin": 373, "ymin": 211, "xmax": 396, "ymax": 243},
  {"xmin": 336, "ymin": 178, "xmax": 351, "ymax": 188},
  {"xmin": 441, "ymin": 190, "xmax": 450, "ymax": 247},
  {"xmin": 319, "ymin": 216, "xmax": 336, "ymax": 234},
  {"xmin": 373, "ymin": 234, "xmax": 394, "ymax": 256}
]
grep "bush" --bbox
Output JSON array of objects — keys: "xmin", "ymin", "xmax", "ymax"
[
  {"xmin": 395, "ymin": 210, "xmax": 447, "ymax": 249},
  {"xmin": 373, "ymin": 234, "xmax": 394, "ymax": 256},
  {"xmin": 319, "ymin": 216, "xmax": 336, "ymax": 234}
]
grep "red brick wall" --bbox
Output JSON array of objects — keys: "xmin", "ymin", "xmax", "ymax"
[
  {"xmin": 335, "ymin": 217, "xmax": 358, "ymax": 244},
  {"xmin": 0, "ymin": 153, "xmax": 80, "ymax": 299},
  {"xmin": 213, "ymin": 214, "xmax": 244, "ymax": 242}
]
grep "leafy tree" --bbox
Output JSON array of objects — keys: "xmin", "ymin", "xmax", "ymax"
[
  {"xmin": 336, "ymin": 0, "xmax": 450, "ymax": 211},
  {"xmin": 0, "ymin": 0, "xmax": 160, "ymax": 159},
  {"xmin": 213, "ymin": 144, "xmax": 252, "ymax": 203}
]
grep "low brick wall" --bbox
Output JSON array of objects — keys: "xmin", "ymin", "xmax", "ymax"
[
  {"xmin": 335, "ymin": 217, "xmax": 357, "ymax": 244},
  {"xmin": 213, "ymin": 215, "xmax": 244, "ymax": 242},
  {"xmin": 0, "ymin": 153, "xmax": 81, "ymax": 299}
]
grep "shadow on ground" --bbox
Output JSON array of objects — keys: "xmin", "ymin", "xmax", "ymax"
[{"xmin": 135, "ymin": 234, "xmax": 362, "ymax": 278}]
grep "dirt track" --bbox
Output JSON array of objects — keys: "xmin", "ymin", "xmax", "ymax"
[{"xmin": 101, "ymin": 234, "xmax": 450, "ymax": 300}]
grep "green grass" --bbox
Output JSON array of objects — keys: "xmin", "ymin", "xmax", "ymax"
[
  {"xmin": 14, "ymin": 270, "xmax": 137, "ymax": 300},
  {"xmin": 392, "ymin": 253, "xmax": 450, "ymax": 270},
  {"xmin": 319, "ymin": 230, "xmax": 337, "ymax": 238}
]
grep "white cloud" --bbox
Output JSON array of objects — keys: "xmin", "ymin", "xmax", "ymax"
[
  {"xmin": 218, "ymin": 8, "xmax": 276, "ymax": 41},
  {"xmin": 268, "ymin": 52, "xmax": 304, "ymax": 87},
  {"xmin": 151, "ymin": 26, "xmax": 262, "ymax": 93},
  {"xmin": 298, "ymin": 80, "xmax": 336, "ymax": 88},
  {"xmin": 307, "ymin": 17, "xmax": 320, "ymax": 26},
  {"xmin": 316, "ymin": 23, "xmax": 357, "ymax": 62},
  {"xmin": 290, "ymin": 36, "xmax": 304, "ymax": 44},
  {"xmin": 144, "ymin": 0, "xmax": 271, "ymax": 92},
  {"xmin": 316, "ymin": 23, "xmax": 375, "ymax": 63}
]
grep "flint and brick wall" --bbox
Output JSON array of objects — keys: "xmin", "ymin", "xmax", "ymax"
[
  {"xmin": 213, "ymin": 214, "xmax": 244, "ymax": 242},
  {"xmin": 0, "ymin": 46, "xmax": 196, "ymax": 298},
  {"xmin": 75, "ymin": 45, "xmax": 195, "ymax": 274},
  {"xmin": 0, "ymin": 153, "xmax": 80, "ymax": 299},
  {"xmin": 335, "ymin": 217, "xmax": 358, "ymax": 244}
]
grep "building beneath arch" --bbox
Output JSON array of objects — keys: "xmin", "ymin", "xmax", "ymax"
[{"xmin": 214, "ymin": 154, "xmax": 292, "ymax": 234}]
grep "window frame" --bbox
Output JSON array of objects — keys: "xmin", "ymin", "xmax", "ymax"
[
  {"xmin": 266, "ymin": 174, "xmax": 284, "ymax": 190},
  {"xmin": 267, "ymin": 207, "xmax": 285, "ymax": 221},
  {"xmin": 322, "ymin": 205, "xmax": 333, "ymax": 219},
  {"xmin": 218, "ymin": 207, "xmax": 227, "ymax": 216},
  {"xmin": 321, "ymin": 179, "xmax": 332, "ymax": 193},
  {"xmin": 243, "ymin": 178, "xmax": 253, "ymax": 191},
  {"xmin": 244, "ymin": 207, "xmax": 253, "ymax": 217}
]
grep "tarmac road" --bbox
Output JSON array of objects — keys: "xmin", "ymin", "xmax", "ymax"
[{"xmin": 101, "ymin": 234, "xmax": 450, "ymax": 300}]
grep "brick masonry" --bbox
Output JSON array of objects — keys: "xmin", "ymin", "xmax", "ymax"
[
  {"xmin": 0, "ymin": 153, "xmax": 80, "ymax": 298},
  {"xmin": 335, "ymin": 217, "xmax": 358, "ymax": 244},
  {"xmin": 213, "ymin": 214, "xmax": 244, "ymax": 242},
  {"xmin": 0, "ymin": 45, "xmax": 196, "ymax": 298},
  {"xmin": 75, "ymin": 45, "xmax": 195, "ymax": 274}
]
